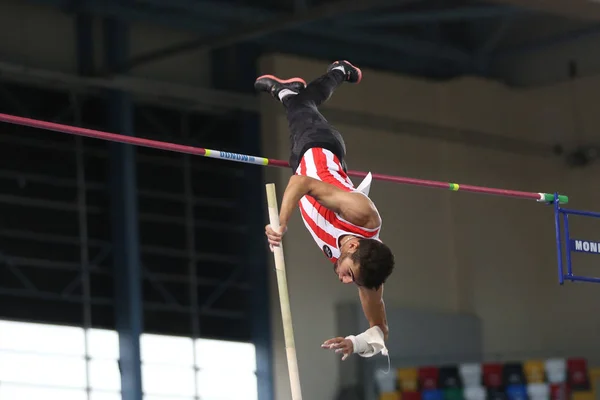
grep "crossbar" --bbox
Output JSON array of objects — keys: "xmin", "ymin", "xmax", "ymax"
[{"xmin": 0, "ymin": 112, "xmax": 568, "ymax": 204}]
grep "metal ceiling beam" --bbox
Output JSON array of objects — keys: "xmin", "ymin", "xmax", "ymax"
[
  {"xmin": 338, "ymin": 5, "xmax": 527, "ymax": 27},
  {"xmin": 0, "ymin": 60, "xmax": 257, "ymax": 111},
  {"xmin": 159, "ymin": 3, "xmax": 472, "ymax": 69},
  {"xmin": 256, "ymin": 32, "xmax": 465, "ymax": 78},
  {"xmin": 478, "ymin": 0, "xmax": 600, "ymax": 21},
  {"xmin": 25, "ymin": 0, "xmax": 472, "ymax": 74},
  {"xmin": 152, "ymin": 0, "xmax": 470, "ymax": 64},
  {"xmin": 297, "ymin": 24, "xmax": 471, "ymax": 66},
  {"xmin": 118, "ymin": 0, "xmax": 426, "ymax": 72},
  {"xmin": 497, "ymin": 23, "xmax": 600, "ymax": 57}
]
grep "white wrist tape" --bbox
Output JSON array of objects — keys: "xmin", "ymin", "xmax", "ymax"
[{"xmin": 345, "ymin": 326, "xmax": 388, "ymax": 358}]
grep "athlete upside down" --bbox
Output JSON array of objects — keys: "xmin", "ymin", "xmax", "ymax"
[{"xmin": 255, "ymin": 60, "xmax": 395, "ymax": 361}]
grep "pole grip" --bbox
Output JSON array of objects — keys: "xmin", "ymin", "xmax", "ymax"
[{"xmin": 265, "ymin": 183, "xmax": 303, "ymax": 400}]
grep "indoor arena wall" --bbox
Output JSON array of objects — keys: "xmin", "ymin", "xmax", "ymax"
[{"xmin": 259, "ymin": 53, "xmax": 600, "ymax": 400}]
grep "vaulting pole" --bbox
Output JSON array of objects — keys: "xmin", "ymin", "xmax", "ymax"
[{"xmin": 265, "ymin": 183, "xmax": 303, "ymax": 400}]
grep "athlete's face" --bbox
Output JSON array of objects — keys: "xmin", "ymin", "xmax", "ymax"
[
  {"xmin": 334, "ymin": 239, "xmax": 360, "ymax": 284},
  {"xmin": 334, "ymin": 254, "xmax": 358, "ymax": 284}
]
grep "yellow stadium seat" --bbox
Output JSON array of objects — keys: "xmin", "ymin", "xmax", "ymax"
[
  {"xmin": 397, "ymin": 368, "xmax": 418, "ymax": 392},
  {"xmin": 571, "ymin": 391, "xmax": 595, "ymax": 400},
  {"xmin": 524, "ymin": 360, "xmax": 545, "ymax": 383},
  {"xmin": 379, "ymin": 392, "xmax": 400, "ymax": 400},
  {"xmin": 589, "ymin": 367, "xmax": 600, "ymax": 392}
]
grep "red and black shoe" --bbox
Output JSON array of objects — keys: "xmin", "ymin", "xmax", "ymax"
[
  {"xmin": 254, "ymin": 75, "xmax": 306, "ymax": 101},
  {"xmin": 327, "ymin": 60, "xmax": 362, "ymax": 84}
]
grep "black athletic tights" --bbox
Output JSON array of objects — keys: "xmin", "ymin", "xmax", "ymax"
[{"xmin": 282, "ymin": 70, "xmax": 347, "ymax": 172}]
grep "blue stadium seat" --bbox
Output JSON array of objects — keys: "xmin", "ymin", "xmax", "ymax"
[
  {"xmin": 422, "ymin": 389, "xmax": 444, "ymax": 400},
  {"xmin": 505, "ymin": 384, "xmax": 528, "ymax": 400}
]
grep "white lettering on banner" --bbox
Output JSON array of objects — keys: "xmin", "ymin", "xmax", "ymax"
[{"xmin": 571, "ymin": 239, "xmax": 600, "ymax": 254}]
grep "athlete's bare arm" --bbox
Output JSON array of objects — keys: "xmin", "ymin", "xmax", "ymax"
[
  {"xmin": 358, "ymin": 284, "xmax": 389, "ymax": 340},
  {"xmin": 321, "ymin": 284, "xmax": 388, "ymax": 359},
  {"xmin": 283, "ymin": 175, "xmax": 379, "ymax": 226}
]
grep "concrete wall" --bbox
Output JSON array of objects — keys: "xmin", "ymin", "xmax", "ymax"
[{"xmin": 259, "ymin": 54, "xmax": 600, "ymax": 400}]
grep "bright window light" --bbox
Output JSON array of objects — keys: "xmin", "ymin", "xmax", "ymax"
[
  {"xmin": 0, "ymin": 352, "xmax": 86, "ymax": 388},
  {"xmin": 89, "ymin": 392, "xmax": 122, "ymax": 400},
  {"xmin": 89, "ymin": 359, "xmax": 121, "ymax": 391},
  {"xmin": 144, "ymin": 396, "xmax": 194, "ymax": 400},
  {"xmin": 141, "ymin": 333, "xmax": 194, "ymax": 366},
  {"xmin": 142, "ymin": 364, "xmax": 195, "ymax": 397},
  {"xmin": 0, "ymin": 319, "xmax": 259, "ymax": 400},
  {"xmin": 196, "ymin": 369, "xmax": 258, "ymax": 400},
  {"xmin": 87, "ymin": 329, "xmax": 120, "ymax": 360},
  {"xmin": 0, "ymin": 383, "xmax": 86, "ymax": 400},
  {"xmin": 0, "ymin": 320, "xmax": 85, "ymax": 356},
  {"xmin": 195, "ymin": 339, "xmax": 256, "ymax": 372}
]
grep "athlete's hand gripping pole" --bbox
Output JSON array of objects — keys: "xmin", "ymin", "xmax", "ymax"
[{"xmin": 265, "ymin": 183, "xmax": 303, "ymax": 400}]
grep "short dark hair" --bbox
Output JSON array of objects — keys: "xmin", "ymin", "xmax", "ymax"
[{"xmin": 350, "ymin": 238, "xmax": 395, "ymax": 289}]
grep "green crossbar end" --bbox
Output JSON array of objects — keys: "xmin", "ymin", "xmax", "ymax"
[{"xmin": 541, "ymin": 193, "xmax": 569, "ymax": 204}]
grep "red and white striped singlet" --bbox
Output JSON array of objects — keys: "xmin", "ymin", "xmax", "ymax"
[{"xmin": 295, "ymin": 148, "xmax": 382, "ymax": 264}]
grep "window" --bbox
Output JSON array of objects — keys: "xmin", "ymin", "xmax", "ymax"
[
  {"xmin": 0, "ymin": 320, "xmax": 120, "ymax": 400},
  {"xmin": 0, "ymin": 383, "xmax": 87, "ymax": 400},
  {"xmin": 195, "ymin": 339, "xmax": 257, "ymax": 400},
  {"xmin": 140, "ymin": 334, "xmax": 258, "ymax": 399},
  {"xmin": 0, "ymin": 320, "xmax": 85, "ymax": 355},
  {"xmin": 0, "ymin": 320, "xmax": 258, "ymax": 400}
]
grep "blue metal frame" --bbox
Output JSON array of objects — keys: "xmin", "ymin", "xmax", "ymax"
[
  {"xmin": 104, "ymin": 10, "xmax": 144, "ymax": 400},
  {"xmin": 553, "ymin": 193, "xmax": 600, "ymax": 284}
]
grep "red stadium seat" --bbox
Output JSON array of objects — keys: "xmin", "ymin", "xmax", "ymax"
[
  {"xmin": 418, "ymin": 366, "xmax": 439, "ymax": 390},
  {"xmin": 549, "ymin": 382, "xmax": 569, "ymax": 400},
  {"xmin": 402, "ymin": 390, "xmax": 422, "ymax": 400},
  {"xmin": 566, "ymin": 358, "xmax": 590, "ymax": 390},
  {"xmin": 482, "ymin": 363, "xmax": 503, "ymax": 389}
]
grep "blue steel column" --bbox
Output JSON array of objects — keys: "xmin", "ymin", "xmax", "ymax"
[
  {"xmin": 103, "ymin": 13, "xmax": 143, "ymax": 400},
  {"xmin": 212, "ymin": 45, "xmax": 273, "ymax": 400}
]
